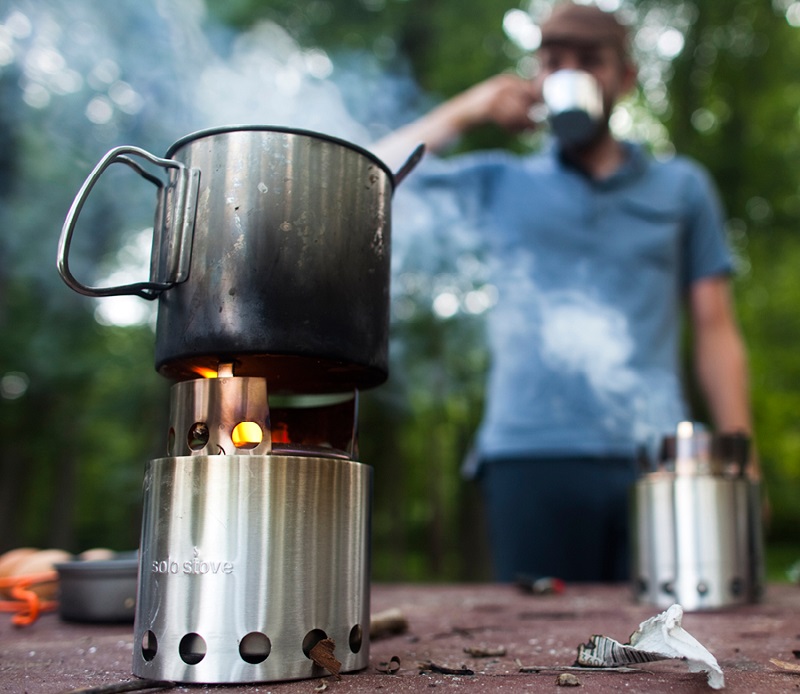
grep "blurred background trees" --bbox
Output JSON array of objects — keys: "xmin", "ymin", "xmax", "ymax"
[{"xmin": 1, "ymin": 0, "xmax": 799, "ymax": 580}]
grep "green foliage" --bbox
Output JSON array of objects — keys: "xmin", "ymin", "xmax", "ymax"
[
  {"xmin": 0, "ymin": 269, "xmax": 166, "ymax": 550},
  {"xmin": 736, "ymin": 231, "xmax": 800, "ymax": 539},
  {"xmin": 362, "ymin": 307, "xmax": 490, "ymax": 581},
  {"xmin": 660, "ymin": 0, "xmax": 800, "ymax": 548},
  {"xmin": 2, "ymin": 0, "xmax": 799, "ymax": 578}
]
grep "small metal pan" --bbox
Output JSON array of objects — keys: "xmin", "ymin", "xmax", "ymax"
[{"xmin": 56, "ymin": 556, "xmax": 138, "ymax": 623}]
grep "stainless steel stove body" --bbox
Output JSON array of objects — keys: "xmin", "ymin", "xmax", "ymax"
[
  {"xmin": 632, "ymin": 422, "xmax": 764, "ymax": 610},
  {"xmin": 134, "ymin": 375, "xmax": 370, "ymax": 682}
]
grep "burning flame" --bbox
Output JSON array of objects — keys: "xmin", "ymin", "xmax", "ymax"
[
  {"xmin": 191, "ymin": 362, "xmax": 235, "ymax": 379},
  {"xmin": 192, "ymin": 366, "xmax": 219, "ymax": 379}
]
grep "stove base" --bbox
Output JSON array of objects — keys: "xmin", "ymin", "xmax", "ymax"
[
  {"xmin": 632, "ymin": 475, "xmax": 763, "ymax": 610},
  {"xmin": 132, "ymin": 454, "xmax": 371, "ymax": 683}
]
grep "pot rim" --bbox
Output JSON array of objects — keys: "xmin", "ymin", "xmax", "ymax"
[
  {"xmin": 55, "ymin": 558, "xmax": 139, "ymax": 576},
  {"xmin": 165, "ymin": 124, "xmax": 395, "ymax": 183}
]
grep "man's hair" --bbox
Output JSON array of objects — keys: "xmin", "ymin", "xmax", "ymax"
[{"xmin": 539, "ymin": 2, "xmax": 632, "ymax": 64}]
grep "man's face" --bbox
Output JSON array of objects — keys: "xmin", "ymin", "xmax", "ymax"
[{"xmin": 535, "ymin": 42, "xmax": 635, "ymax": 120}]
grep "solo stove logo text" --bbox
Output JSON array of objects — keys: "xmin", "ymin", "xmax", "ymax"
[{"xmin": 151, "ymin": 548, "xmax": 233, "ymax": 576}]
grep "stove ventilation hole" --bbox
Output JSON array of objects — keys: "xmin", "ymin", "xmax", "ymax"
[
  {"xmin": 232, "ymin": 421, "xmax": 263, "ymax": 450},
  {"xmin": 141, "ymin": 630, "xmax": 158, "ymax": 662},
  {"xmin": 239, "ymin": 631, "xmax": 271, "ymax": 664},
  {"xmin": 178, "ymin": 632, "xmax": 207, "ymax": 665},
  {"xmin": 302, "ymin": 628, "xmax": 328, "ymax": 658},
  {"xmin": 167, "ymin": 427, "xmax": 176, "ymax": 455},
  {"xmin": 730, "ymin": 576, "xmax": 744, "ymax": 596},
  {"xmin": 348, "ymin": 624, "xmax": 363, "ymax": 653},
  {"xmin": 188, "ymin": 422, "xmax": 210, "ymax": 451}
]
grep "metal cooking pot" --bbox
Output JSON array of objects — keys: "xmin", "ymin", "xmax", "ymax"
[{"xmin": 58, "ymin": 126, "xmax": 423, "ymax": 391}]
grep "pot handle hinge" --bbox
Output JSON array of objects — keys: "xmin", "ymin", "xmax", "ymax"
[
  {"xmin": 392, "ymin": 143, "xmax": 425, "ymax": 187},
  {"xmin": 57, "ymin": 145, "xmax": 200, "ymax": 300}
]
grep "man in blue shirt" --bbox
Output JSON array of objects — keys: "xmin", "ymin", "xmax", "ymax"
[{"xmin": 374, "ymin": 2, "xmax": 754, "ymax": 581}]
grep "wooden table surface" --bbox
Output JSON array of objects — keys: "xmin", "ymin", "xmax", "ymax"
[{"xmin": 2, "ymin": 582, "xmax": 800, "ymax": 693}]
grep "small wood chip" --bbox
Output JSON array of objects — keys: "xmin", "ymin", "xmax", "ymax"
[
  {"xmin": 309, "ymin": 638, "xmax": 342, "ymax": 679},
  {"xmin": 556, "ymin": 672, "xmax": 581, "ymax": 686},
  {"xmin": 376, "ymin": 655, "xmax": 401, "ymax": 674}
]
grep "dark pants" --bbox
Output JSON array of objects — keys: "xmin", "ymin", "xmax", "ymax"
[{"xmin": 478, "ymin": 455, "xmax": 638, "ymax": 583}]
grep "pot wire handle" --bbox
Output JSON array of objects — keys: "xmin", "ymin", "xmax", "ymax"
[{"xmin": 57, "ymin": 145, "xmax": 199, "ymax": 300}]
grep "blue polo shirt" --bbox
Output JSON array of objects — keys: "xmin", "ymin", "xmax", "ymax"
[{"xmin": 399, "ymin": 142, "xmax": 732, "ymax": 469}]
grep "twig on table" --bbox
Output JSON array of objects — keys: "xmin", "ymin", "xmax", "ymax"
[
  {"xmin": 60, "ymin": 680, "xmax": 174, "ymax": 694},
  {"xmin": 464, "ymin": 644, "xmax": 507, "ymax": 657},
  {"xmin": 418, "ymin": 660, "xmax": 475, "ymax": 675},
  {"xmin": 370, "ymin": 607, "xmax": 409, "ymax": 640},
  {"xmin": 771, "ymin": 658, "xmax": 800, "ymax": 673},
  {"xmin": 515, "ymin": 658, "xmax": 645, "ymax": 674}
]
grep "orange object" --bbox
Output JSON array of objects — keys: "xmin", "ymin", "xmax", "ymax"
[{"xmin": 0, "ymin": 571, "xmax": 59, "ymax": 626}]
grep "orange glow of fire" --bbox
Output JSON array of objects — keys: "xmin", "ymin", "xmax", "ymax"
[
  {"xmin": 192, "ymin": 366, "xmax": 219, "ymax": 379},
  {"xmin": 271, "ymin": 422, "xmax": 290, "ymax": 444}
]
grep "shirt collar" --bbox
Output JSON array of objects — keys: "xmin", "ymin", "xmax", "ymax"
[{"xmin": 549, "ymin": 139, "xmax": 648, "ymax": 187}]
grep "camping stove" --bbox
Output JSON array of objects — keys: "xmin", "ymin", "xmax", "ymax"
[
  {"xmin": 632, "ymin": 422, "xmax": 764, "ymax": 611},
  {"xmin": 134, "ymin": 366, "xmax": 370, "ymax": 682},
  {"xmin": 57, "ymin": 126, "xmax": 422, "ymax": 683}
]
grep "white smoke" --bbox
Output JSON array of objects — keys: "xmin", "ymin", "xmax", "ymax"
[
  {"xmin": 0, "ymin": 0, "xmax": 426, "ymax": 324},
  {"xmin": 488, "ymin": 251, "xmax": 686, "ymax": 452},
  {"xmin": 539, "ymin": 290, "xmax": 637, "ymax": 395},
  {"xmin": 0, "ymin": 0, "xmax": 392, "ymax": 144}
]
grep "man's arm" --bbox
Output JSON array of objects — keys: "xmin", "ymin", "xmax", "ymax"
[
  {"xmin": 689, "ymin": 275, "xmax": 758, "ymax": 476},
  {"xmin": 371, "ymin": 73, "xmax": 539, "ymax": 170}
]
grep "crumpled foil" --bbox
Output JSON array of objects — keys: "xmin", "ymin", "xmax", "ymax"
[{"xmin": 576, "ymin": 604, "xmax": 725, "ymax": 689}]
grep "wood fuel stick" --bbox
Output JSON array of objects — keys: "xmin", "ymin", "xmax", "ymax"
[{"xmin": 309, "ymin": 638, "xmax": 342, "ymax": 679}]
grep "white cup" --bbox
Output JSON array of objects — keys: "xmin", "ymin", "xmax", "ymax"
[{"xmin": 540, "ymin": 69, "xmax": 604, "ymax": 148}]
